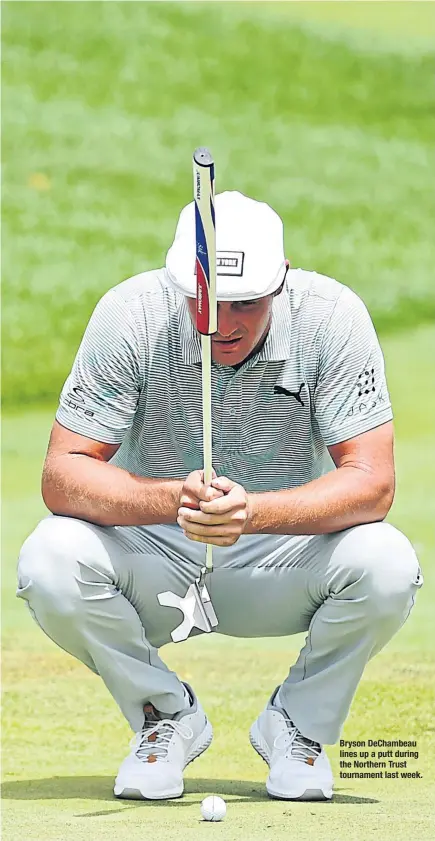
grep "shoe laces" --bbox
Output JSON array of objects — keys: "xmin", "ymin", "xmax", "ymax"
[
  {"xmin": 273, "ymin": 714, "xmax": 321, "ymax": 763},
  {"xmin": 132, "ymin": 718, "xmax": 194, "ymax": 763}
]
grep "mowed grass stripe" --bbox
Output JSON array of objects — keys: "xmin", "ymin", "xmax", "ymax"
[
  {"xmin": 2, "ymin": 2, "xmax": 435, "ymax": 406},
  {"xmin": 237, "ymin": 1, "xmax": 435, "ymax": 49}
]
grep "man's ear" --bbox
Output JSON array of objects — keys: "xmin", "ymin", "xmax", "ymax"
[{"xmin": 273, "ymin": 261, "xmax": 289, "ymax": 297}]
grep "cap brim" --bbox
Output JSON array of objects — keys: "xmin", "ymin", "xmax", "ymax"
[{"xmin": 166, "ymin": 261, "xmax": 287, "ymax": 301}]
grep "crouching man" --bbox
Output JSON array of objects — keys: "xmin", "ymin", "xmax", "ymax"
[{"xmin": 17, "ymin": 192, "xmax": 422, "ymax": 802}]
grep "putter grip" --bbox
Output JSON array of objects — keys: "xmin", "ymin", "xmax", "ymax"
[
  {"xmin": 193, "ymin": 147, "xmax": 214, "ymax": 167},
  {"xmin": 193, "ymin": 149, "xmax": 216, "ymax": 336}
]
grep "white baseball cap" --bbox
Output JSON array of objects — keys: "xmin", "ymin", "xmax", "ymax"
[{"xmin": 165, "ymin": 191, "xmax": 286, "ymax": 301}]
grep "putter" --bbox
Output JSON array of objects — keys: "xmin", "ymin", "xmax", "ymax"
[
  {"xmin": 157, "ymin": 568, "xmax": 217, "ymax": 644},
  {"xmin": 157, "ymin": 147, "xmax": 218, "ymax": 642}
]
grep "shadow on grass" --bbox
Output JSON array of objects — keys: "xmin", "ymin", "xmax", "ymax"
[{"xmin": 1, "ymin": 777, "xmax": 379, "ymax": 810}]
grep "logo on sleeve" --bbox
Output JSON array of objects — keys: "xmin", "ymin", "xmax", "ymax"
[
  {"xmin": 358, "ymin": 368, "xmax": 376, "ymax": 396},
  {"xmin": 346, "ymin": 367, "xmax": 386, "ymax": 416},
  {"xmin": 64, "ymin": 386, "xmax": 94, "ymax": 418}
]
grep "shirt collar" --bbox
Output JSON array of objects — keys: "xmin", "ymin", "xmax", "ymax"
[
  {"xmin": 177, "ymin": 289, "xmax": 292, "ymax": 366},
  {"xmin": 178, "ymin": 297, "xmax": 202, "ymax": 364}
]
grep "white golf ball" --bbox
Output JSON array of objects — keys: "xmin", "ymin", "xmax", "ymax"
[{"xmin": 200, "ymin": 795, "xmax": 226, "ymax": 821}]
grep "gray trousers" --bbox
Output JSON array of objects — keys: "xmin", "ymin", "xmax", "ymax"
[{"xmin": 16, "ymin": 515, "xmax": 422, "ymax": 744}]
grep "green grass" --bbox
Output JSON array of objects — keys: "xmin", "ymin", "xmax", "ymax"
[
  {"xmin": 244, "ymin": 1, "xmax": 435, "ymax": 48},
  {"xmin": 1, "ymin": 1, "xmax": 435, "ymax": 406},
  {"xmin": 2, "ymin": 325, "xmax": 435, "ymax": 841}
]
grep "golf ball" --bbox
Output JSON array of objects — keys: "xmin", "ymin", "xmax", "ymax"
[{"xmin": 200, "ymin": 795, "xmax": 227, "ymax": 821}]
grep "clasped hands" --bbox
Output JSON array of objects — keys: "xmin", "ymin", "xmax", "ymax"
[{"xmin": 177, "ymin": 469, "xmax": 251, "ymax": 547}]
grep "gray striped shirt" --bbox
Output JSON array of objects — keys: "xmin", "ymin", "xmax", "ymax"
[{"xmin": 56, "ymin": 268, "xmax": 392, "ymax": 494}]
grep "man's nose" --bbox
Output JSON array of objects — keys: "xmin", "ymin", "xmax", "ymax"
[{"xmin": 217, "ymin": 304, "xmax": 237, "ymax": 337}]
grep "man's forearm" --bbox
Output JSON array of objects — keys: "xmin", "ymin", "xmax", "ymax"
[
  {"xmin": 42, "ymin": 454, "xmax": 184, "ymax": 527},
  {"xmin": 246, "ymin": 466, "xmax": 394, "ymax": 535}
]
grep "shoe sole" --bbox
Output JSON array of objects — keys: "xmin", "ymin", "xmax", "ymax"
[
  {"xmin": 114, "ymin": 719, "xmax": 213, "ymax": 801},
  {"xmin": 249, "ymin": 722, "xmax": 333, "ymax": 802}
]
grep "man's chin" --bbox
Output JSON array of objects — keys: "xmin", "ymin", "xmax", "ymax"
[{"xmin": 212, "ymin": 341, "xmax": 247, "ymax": 366}]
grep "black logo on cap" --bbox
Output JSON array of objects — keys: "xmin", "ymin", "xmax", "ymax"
[{"xmin": 216, "ymin": 251, "xmax": 244, "ymax": 277}]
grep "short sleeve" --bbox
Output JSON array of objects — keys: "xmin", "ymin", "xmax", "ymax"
[
  {"xmin": 56, "ymin": 291, "xmax": 143, "ymax": 443},
  {"xmin": 314, "ymin": 288, "xmax": 393, "ymax": 446}
]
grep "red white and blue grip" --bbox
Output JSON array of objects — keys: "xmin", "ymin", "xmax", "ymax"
[{"xmin": 193, "ymin": 148, "xmax": 217, "ymax": 335}]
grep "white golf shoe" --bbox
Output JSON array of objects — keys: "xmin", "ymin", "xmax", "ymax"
[
  {"xmin": 250, "ymin": 686, "xmax": 333, "ymax": 801},
  {"xmin": 114, "ymin": 684, "xmax": 213, "ymax": 800}
]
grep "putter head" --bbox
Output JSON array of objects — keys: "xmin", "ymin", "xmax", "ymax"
[
  {"xmin": 195, "ymin": 574, "xmax": 218, "ymax": 630},
  {"xmin": 157, "ymin": 570, "xmax": 218, "ymax": 643}
]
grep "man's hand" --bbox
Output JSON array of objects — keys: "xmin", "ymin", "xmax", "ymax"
[
  {"xmin": 179, "ymin": 469, "xmax": 224, "ymax": 511},
  {"xmin": 178, "ymin": 475, "xmax": 251, "ymax": 547}
]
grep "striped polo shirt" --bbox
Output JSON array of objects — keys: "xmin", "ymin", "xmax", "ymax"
[{"xmin": 56, "ymin": 267, "xmax": 392, "ymax": 494}]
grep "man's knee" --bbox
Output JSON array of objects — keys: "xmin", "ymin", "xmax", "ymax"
[
  {"xmin": 332, "ymin": 522, "xmax": 422, "ymax": 617},
  {"xmin": 17, "ymin": 515, "xmax": 112, "ymax": 615}
]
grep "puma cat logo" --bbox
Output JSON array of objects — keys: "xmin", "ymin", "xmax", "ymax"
[{"xmin": 274, "ymin": 383, "xmax": 306, "ymax": 407}]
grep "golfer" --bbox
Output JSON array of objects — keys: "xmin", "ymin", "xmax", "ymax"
[{"xmin": 17, "ymin": 191, "xmax": 422, "ymax": 802}]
